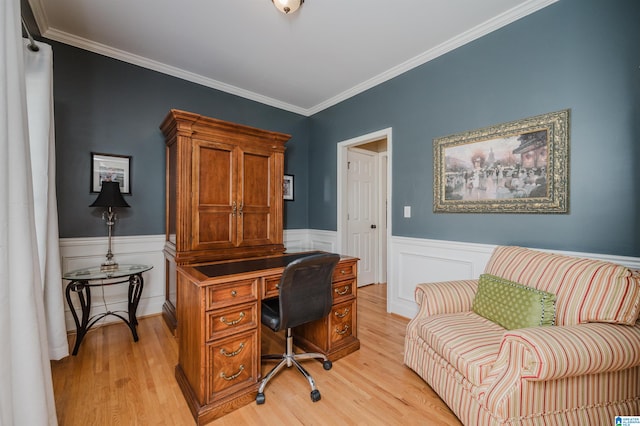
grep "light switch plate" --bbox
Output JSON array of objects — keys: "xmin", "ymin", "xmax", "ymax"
[{"xmin": 404, "ymin": 206, "xmax": 411, "ymax": 218}]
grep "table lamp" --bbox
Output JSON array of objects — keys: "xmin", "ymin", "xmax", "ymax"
[{"xmin": 90, "ymin": 181, "xmax": 130, "ymax": 271}]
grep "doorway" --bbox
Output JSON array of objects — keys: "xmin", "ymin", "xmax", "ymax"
[{"xmin": 337, "ymin": 128, "xmax": 392, "ymax": 289}]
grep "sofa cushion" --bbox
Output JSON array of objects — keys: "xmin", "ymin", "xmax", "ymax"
[
  {"xmin": 484, "ymin": 246, "xmax": 640, "ymax": 326},
  {"xmin": 473, "ymin": 274, "xmax": 556, "ymax": 330},
  {"xmin": 409, "ymin": 311, "xmax": 503, "ymax": 387}
]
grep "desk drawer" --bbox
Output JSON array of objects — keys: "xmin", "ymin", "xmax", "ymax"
[
  {"xmin": 262, "ymin": 274, "xmax": 281, "ymax": 299},
  {"xmin": 206, "ymin": 278, "xmax": 257, "ymax": 311},
  {"xmin": 330, "ymin": 300, "xmax": 356, "ymax": 344},
  {"xmin": 332, "ymin": 279, "xmax": 355, "ymax": 304},
  {"xmin": 333, "ymin": 260, "xmax": 357, "ymax": 282},
  {"xmin": 206, "ymin": 302, "xmax": 257, "ymax": 341},
  {"xmin": 207, "ymin": 330, "xmax": 258, "ymax": 401}
]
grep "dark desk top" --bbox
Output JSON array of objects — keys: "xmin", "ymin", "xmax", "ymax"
[{"xmin": 194, "ymin": 251, "xmax": 325, "ymax": 278}]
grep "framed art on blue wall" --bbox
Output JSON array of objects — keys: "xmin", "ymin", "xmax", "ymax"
[
  {"xmin": 433, "ymin": 109, "xmax": 569, "ymax": 213},
  {"xmin": 91, "ymin": 152, "xmax": 132, "ymax": 194},
  {"xmin": 283, "ymin": 174, "xmax": 294, "ymax": 201}
]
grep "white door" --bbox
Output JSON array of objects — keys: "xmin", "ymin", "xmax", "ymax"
[{"xmin": 347, "ymin": 148, "xmax": 377, "ymax": 286}]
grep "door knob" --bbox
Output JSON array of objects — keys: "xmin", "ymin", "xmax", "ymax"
[{"xmin": 370, "ymin": 224, "xmax": 377, "ymax": 229}]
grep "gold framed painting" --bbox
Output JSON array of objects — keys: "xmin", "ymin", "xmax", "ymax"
[{"xmin": 433, "ymin": 109, "xmax": 569, "ymax": 213}]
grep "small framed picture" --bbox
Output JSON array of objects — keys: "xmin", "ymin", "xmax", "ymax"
[
  {"xmin": 283, "ymin": 174, "xmax": 294, "ymax": 201},
  {"xmin": 91, "ymin": 152, "xmax": 131, "ymax": 194}
]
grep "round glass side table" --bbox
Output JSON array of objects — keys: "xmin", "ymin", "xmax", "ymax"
[{"xmin": 62, "ymin": 264, "xmax": 152, "ymax": 355}]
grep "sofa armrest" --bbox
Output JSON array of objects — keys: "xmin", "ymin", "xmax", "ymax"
[
  {"xmin": 503, "ymin": 322, "xmax": 640, "ymax": 380},
  {"xmin": 414, "ymin": 280, "xmax": 478, "ymax": 316},
  {"xmin": 481, "ymin": 321, "xmax": 640, "ymax": 413}
]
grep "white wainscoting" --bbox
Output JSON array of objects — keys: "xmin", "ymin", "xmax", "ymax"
[
  {"xmin": 388, "ymin": 236, "xmax": 640, "ymax": 320},
  {"xmin": 59, "ymin": 235, "xmax": 165, "ymax": 331},
  {"xmin": 59, "ymin": 232, "xmax": 640, "ymax": 332},
  {"xmin": 388, "ymin": 238, "xmax": 495, "ymax": 319},
  {"xmin": 283, "ymin": 229, "xmax": 338, "ymax": 253},
  {"xmin": 307, "ymin": 229, "xmax": 338, "ymax": 252},
  {"xmin": 58, "ymin": 231, "xmax": 336, "ymax": 332}
]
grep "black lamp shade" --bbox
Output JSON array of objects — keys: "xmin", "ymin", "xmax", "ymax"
[{"xmin": 90, "ymin": 181, "xmax": 130, "ymax": 208}]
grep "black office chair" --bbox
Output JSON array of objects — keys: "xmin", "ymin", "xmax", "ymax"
[{"xmin": 256, "ymin": 252, "xmax": 341, "ymax": 405}]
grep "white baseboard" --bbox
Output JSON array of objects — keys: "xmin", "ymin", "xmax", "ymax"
[{"xmin": 59, "ymin": 233, "xmax": 640, "ymax": 331}]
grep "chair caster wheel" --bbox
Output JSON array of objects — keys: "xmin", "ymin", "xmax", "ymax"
[
  {"xmin": 256, "ymin": 392, "xmax": 265, "ymax": 405},
  {"xmin": 310, "ymin": 389, "xmax": 321, "ymax": 402},
  {"xmin": 323, "ymin": 360, "xmax": 332, "ymax": 370}
]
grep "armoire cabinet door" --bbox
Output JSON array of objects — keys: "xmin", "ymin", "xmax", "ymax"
[
  {"xmin": 192, "ymin": 139, "xmax": 237, "ymax": 251},
  {"xmin": 237, "ymin": 147, "xmax": 282, "ymax": 247},
  {"xmin": 161, "ymin": 109, "xmax": 289, "ymax": 334}
]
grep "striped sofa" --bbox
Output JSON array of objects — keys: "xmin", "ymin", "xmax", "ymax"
[{"xmin": 404, "ymin": 246, "xmax": 640, "ymax": 425}]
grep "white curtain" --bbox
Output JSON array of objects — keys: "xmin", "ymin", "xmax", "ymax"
[
  {"xmin": 24, "ymin": 30, "xmax": 68, "ymax": 362},
  {"xmin": 1, "ymin": 0, "xmax": 66, "ymax": 424}
]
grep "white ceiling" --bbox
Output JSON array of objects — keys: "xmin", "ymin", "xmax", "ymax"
[{"xmin": 28, "ymin": 0, "xmax": 556, "ymax": 116}]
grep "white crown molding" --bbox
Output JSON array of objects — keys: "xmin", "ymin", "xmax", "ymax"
[
  {"xmin": 39, "ymin": 27, "xmax": 308, "ymax": 116},
  {"xmin": 27, "ymin": 0, "xmax": 49, "ymax": 33},
  {"xmin": 31, "ymin": 0, "xmax": 557, "ymax": 117},
  {"xmin": 306, "ymin": 0, "xmax": 559, "ymax": 115}
]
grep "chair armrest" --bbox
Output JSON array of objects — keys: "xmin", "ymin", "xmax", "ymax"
[
  {"xmin": 414, "ymin": 280, "xmax": 478, "ymax": 316},
  {"xmin": 481, "ymin": 321, "xmax": 640, "ymax": 413}
]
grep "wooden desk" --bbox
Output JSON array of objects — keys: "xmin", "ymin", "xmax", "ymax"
[{"xmin": 175, "ymin": 252, "xmax": 359, "ymax": 424}]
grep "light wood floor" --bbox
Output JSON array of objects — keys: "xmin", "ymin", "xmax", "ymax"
[{"xmin": 51, "ymin": 284, "xmax": 461, "ymax": 425}]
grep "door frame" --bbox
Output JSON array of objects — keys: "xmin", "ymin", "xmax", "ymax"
[{"xmin": 337, "ymin": 128, "xmax": 392, "ymax": 292}]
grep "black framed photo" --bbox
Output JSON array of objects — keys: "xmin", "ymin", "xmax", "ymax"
[
  {"xmin": 283, "ymin": 174, "xmax": 294, "ymax": 201},
  {"xmin": 91, "ymin": 152, "xmax": 131, "ymax": 194}
]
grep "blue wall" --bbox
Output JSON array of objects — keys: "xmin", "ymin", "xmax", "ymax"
[
  {"xmin": 308, "ymin": 0, "xmax": 639, "ymax": 257},
  {"xmin": 53, "ymin": 43, "xmax": 310, "ymax": 238},
  {"xmin": 53, "ymin": 0, "xmax": 639, "ymax": 257}
]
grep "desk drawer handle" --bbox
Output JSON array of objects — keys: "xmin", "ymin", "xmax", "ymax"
[
  {"xmin": 220, "ymin": 312, "xmax": 245, "ymax": 326},
  {"xmin": 220, "ymin": 342, "xmax": 245, "ymax": 357},
  {"xmin": 230, "ymin": 290, "xmax": 238, "ymax": 297},
  {"xmin": 335, "ymin": 324, "xmax": 350, "ymax": 335},
  {"xmin": 334, "ymin": 308, "xmax": 350, "ymax": 318},
  {"xmin": 340, "ymin": 269, "xmax": 347, "ymax": 275},
  {"xmin": 220, "ymin": 364, "xmax": 244, "ymax": 381},
  {"xmin": 334, "ymin": 285, "xmax": 350, "ymax": 296}
]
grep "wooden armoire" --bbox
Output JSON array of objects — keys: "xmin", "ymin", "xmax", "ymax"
[{"xmin": 160, "ymin": 109, "xmax": 290, "ymax": 330}]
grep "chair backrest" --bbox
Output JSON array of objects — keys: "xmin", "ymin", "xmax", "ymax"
[{"xmin": 277, "ymin": 253, "xmax": 341, "ymax": 330}]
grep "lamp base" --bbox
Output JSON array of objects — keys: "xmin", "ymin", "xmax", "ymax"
[{"xmin": 100, "ymin": 262, "xmax": 119, "ymax": 272}]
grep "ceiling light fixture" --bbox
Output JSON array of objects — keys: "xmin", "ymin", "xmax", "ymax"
[{"xmin": 272, "ymin": 0, "xmax": 304, "ymax": 14}]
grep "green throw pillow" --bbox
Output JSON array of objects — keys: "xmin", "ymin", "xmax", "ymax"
[{"xmin": 472, "ymin": 274, "xmax": 556, "ymax": 330}]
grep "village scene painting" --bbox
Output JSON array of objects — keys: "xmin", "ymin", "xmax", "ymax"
[
  {"xmin": 443, "ymin": 129, "xmax": 548, "ymax": 202},
  {"xmin": 433, "ymin": 109, "xmax": 569, "ymax": 213}
]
